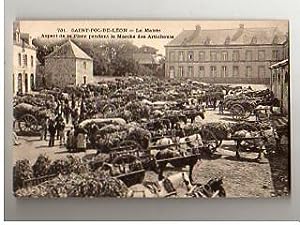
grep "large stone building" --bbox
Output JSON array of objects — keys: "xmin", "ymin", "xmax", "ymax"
[
  {"xmin": 45, "ymin": 40, "xmax": 93, "ymax": 88},
  {"xmin": 165, "ymin": 24, "xmax": 287, "ymax": 84},
  {"xmin": 13, "ymin": 22, "xmax": 37, "ymax": 95},
  {"xmin": 270, "ymin": 40, "xmax": 289, "ymax": 114}
]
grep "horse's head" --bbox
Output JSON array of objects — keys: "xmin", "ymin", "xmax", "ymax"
[
  {"xmin": 207, "ymin": 177, "xmax": 224, "ymax": 192},
  {"xmin": 198, "ymin": 111, "xmax": 205, "ymax": 120},
  {"xmin": 144, "ymin": 156, "xmax": 160, "ymax": 174}
]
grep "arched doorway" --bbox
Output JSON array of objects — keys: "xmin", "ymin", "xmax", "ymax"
[
  {"xmin": 30, "ymin": 74, "xmax": 34, "ymax": 91},
  {"xmin": 24, "ymin": 74, "xmax": 28, "ymax": 93},
  {"xmin": 17, "ymin": 73, "xmax": 22, "ymax": 94},
  {"xmin": 83, "ymin": 75, "xmax": 87, "ymax": 85}
]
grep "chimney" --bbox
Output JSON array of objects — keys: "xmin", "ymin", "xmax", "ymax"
[
  {"xmin": 195, "ymin": 25, "xmax": 201, "ymax": 31},
  {"xmin": 29, "ymin": 36, "xmax": 33, "ymax": 47}
]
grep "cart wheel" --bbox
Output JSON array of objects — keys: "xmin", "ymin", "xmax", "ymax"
[
  {"xmin": 18, "ymin": 114, "xmax": 39, "ymax": 133},
  {"xmin": 230, "ymin": 104, "xmax": 245, "ymax": 120},
  {"xmin": 200, "ymin": 128, "xmax": 220, "ymax": 152}
]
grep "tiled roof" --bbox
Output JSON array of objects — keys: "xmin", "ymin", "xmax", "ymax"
[
  {"xmin": 166, "ymin": 26, "xmax": 287, "ymax": 46},
  {"xmin": 133, "ymin": 53, "xmax": 160, "ymax": 65},
  {"xmin": 46, "ymin": 40, "xmax": 92, "ymax": 60}
]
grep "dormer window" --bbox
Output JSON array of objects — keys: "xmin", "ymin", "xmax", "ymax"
[
  {"xmin": 251, "ymin": 36, "xmax": 257, "ymax": 44},
  {"xmin": 188, "ymin": 51, "xmax": 194, "ymax": 61},
  {"xmin": 272, "ymin": 35, "xmax": 279, "ymax": 44},
  {"xmin": 204, "ymin": 37, "xmax": 211, "ymax": 45},
  {"xmin": 225, "ymin": 36, "xmax": 230, "ymax": 45}
]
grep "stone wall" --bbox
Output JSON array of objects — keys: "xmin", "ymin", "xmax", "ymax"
[{"xmin": 45, "ymin": 57, "xmax": 76, "ymax": 88}]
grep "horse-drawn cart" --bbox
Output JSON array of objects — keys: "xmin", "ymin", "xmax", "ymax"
[{"xmin": 13, "ymin": 103, "xmax": 52, "ymax": 134}]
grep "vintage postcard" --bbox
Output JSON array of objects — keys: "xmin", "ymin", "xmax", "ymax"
[{"xmin": 12, "ymin": 20, "xmax": 290, "ymax": 198}]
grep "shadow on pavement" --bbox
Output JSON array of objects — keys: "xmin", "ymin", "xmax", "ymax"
[
  {"xmin": 267, "ymin": 146, "xmax": 290, "ymax": 197},
  {"xmin": 223, "ymin": 155, "xmax": 268, "ymax": 164}
]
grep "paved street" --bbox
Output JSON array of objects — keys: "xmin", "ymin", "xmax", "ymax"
[{"xmin": 13, "ymin": 108, "xmax": 288, "ymax": 198}]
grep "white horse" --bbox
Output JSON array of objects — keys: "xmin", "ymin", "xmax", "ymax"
[
  {"xmin": 126, "ymin": 172, "xmax": 194, "ymax": 198},
  {"xmin": 178, "ymin": 134, "xmax": 203, "ymax": 150}
]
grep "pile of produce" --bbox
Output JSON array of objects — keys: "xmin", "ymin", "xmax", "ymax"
[
  {"xmin": 13, "ymin": 159, "xmax": 33, "ymax": 191},
  {"xmin": 229, "ymin": 122, "xmax": 259, "ymax": 134},
  {"xmin": 48, "ymin": 156, "xmax": 89, "ymax": 176},
  {"xmin": 14, "ymin": 155, "xmax": 90, "ymax": 191},
  {"xmin": 183, "ymin": 123, "xmax": 202, "ymax": 136},
  {"xmin": 126, "ymin": 126, "xmax": 151, "ymax": 149},
  {"xmin": 201, "ymin": 122, "xmax": 230, "ymax": 140},
  {"xmin": 32, "ymin": 154, "xmax": 51, "ymax": 177},
  {"xmin": 15, "ymin": 173, "xmax": 128, "ymax": 198}
]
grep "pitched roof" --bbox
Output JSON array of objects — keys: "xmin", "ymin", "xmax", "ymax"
[
  {"xmin": 46, "ymin": 40, "xmax": 92, "ymax": 60},
  {"xmin": 166, "ymin": 26, "xmax": 287, "ymax": 46},
  {"xmin": 133, "ymin": 53, "xmax": 160, "ymax": 65}
]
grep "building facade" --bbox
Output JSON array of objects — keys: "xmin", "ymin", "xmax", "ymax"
[
  {"xmin": 165, "ymin": 24, "xmax": 287, "ymax": 84},
  {"xmin": 13, "ymin": 22, "xmax": 37, "ymax": 95},
  {"xmin": 45, "ymin": 40, "xmax": 93, "ymax": 88},
  {"xmin": 270, "ymin": 40, "xmax": 289, "ymax": 114}
]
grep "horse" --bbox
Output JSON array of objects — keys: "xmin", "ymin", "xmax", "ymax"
[
  {"xmin": 186, "ymin": 177, "xmax": 226, "ymax": 198},
  {"xmin": 178, "ymin": 134, "xmax": 204, "ymax": 150},
  {"xmin": 152, "ymin": 134, "xmax": 208, "ymax": 181},
  {"xmin": 184, "ymin": 109, "xmax": 205, "ymax": 123},
  {"xmin": 126, "ymin": 172, "xmax": 194, "ymax": 198}
]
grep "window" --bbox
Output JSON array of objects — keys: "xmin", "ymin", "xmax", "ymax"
[
  {"xmin": 169, "ymin": 66, "xmax": 175, "ymax": 78},
  {"xmin": 210, "ymin": 66, "xmax": 217, "ymax": 77},
  {"xmin": 233, "ymin": 66, "xmax": 239, "ymax": 77},
  {"xmin": 221, "ymin": 66, "xmax": 227, "ymax": 77},
  {"xmin": 210, "ymin": 51, "xmax": 217, "ymax": 61},
  {"xmin": 199, "ymin": 66, "xmax": 205, "ymax": 77},
  {"xmin": 232, "ymin": 50, "xmax": 240, "ymax": 61},
  {"xmin": 188, "ymin": 66, "xmax": 194, "ymax": 77},
  {"xmin": 179, "ymin": 51, "xmax": 185, "ymax": 61},
  {"xmin": 18, "ymin": 53, "xmax": 21, "ymax": 66},
  {"xmin": 169, "ymin": 51, "xmax": 175, "ymax": 62},
  {"xmin": 24, "ymin": 74, "xmax": 28, "ymax": 93},
  {"xmin": 18, "ymin": 73, "xmax": 22, "ymax": 94},
  {"xmin": 31, "ymin": 56, "xmax": 34, "ymax": 67},
  {"xmin": 246, "ymin": 66, "xmax": 252, "ymax": 77},
  {"xmin": 245, "ymin": 50, "xmax": 252, "ymax": 61},
  {"xmin": 221, "ymin": 51, "xmax": 228, "ymax": 61},
  {"xmin": 258, "ymin": 66, "xmax": 266, "ymax": 78},
  {"xmin": 178, "ymin": 66, "xmax": 184, "ymax": 77},
  {"xmin": 30, "ymin": 74, "xmax": 34, "ymax": 90},
  {"xmin": 199, "ymin": 51, "xmax": 205, "ymax": 61},
  {"xmin": 258, "ymin": 50, "xmax": 265, "ymax": 61},
  {"xmin": 83, "ymin": 61, "xmax": 87, "ymax": 69},
  {"xmin": 272, "ymin": 50, "xmax": 279, "ymax": 61},
  {"xmin": 188, "ymin": 51, "xmax": 194, "ymax": 61},
  {"xmin": 23, "ymin": 54, "xmax": 27, "ymax": 67}
]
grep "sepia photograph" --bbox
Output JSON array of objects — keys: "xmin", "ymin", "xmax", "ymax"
[{"xmin": 11, "ymin": 20, "xmax": 290, "ymax": 199}]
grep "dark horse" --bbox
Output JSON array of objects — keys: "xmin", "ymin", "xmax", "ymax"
[
  {"xmin": 163, "ymin": 114, "xmax": 188, "ymax": 129},
  {"xmin": 151, "ymin": 146, "xmax": 213, "ymax": 182},
  {"xmin": 184, "ymin": 109, "xmax": 205, "ymax": 123},
  {"xmin": 186, "ymin": 177, "xmax": 226, "ymax": 198}
]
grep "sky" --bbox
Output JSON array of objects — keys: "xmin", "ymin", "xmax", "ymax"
[{"xmin": 19, "ymin": 20, "xmax": 289, "ymax": 55}]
